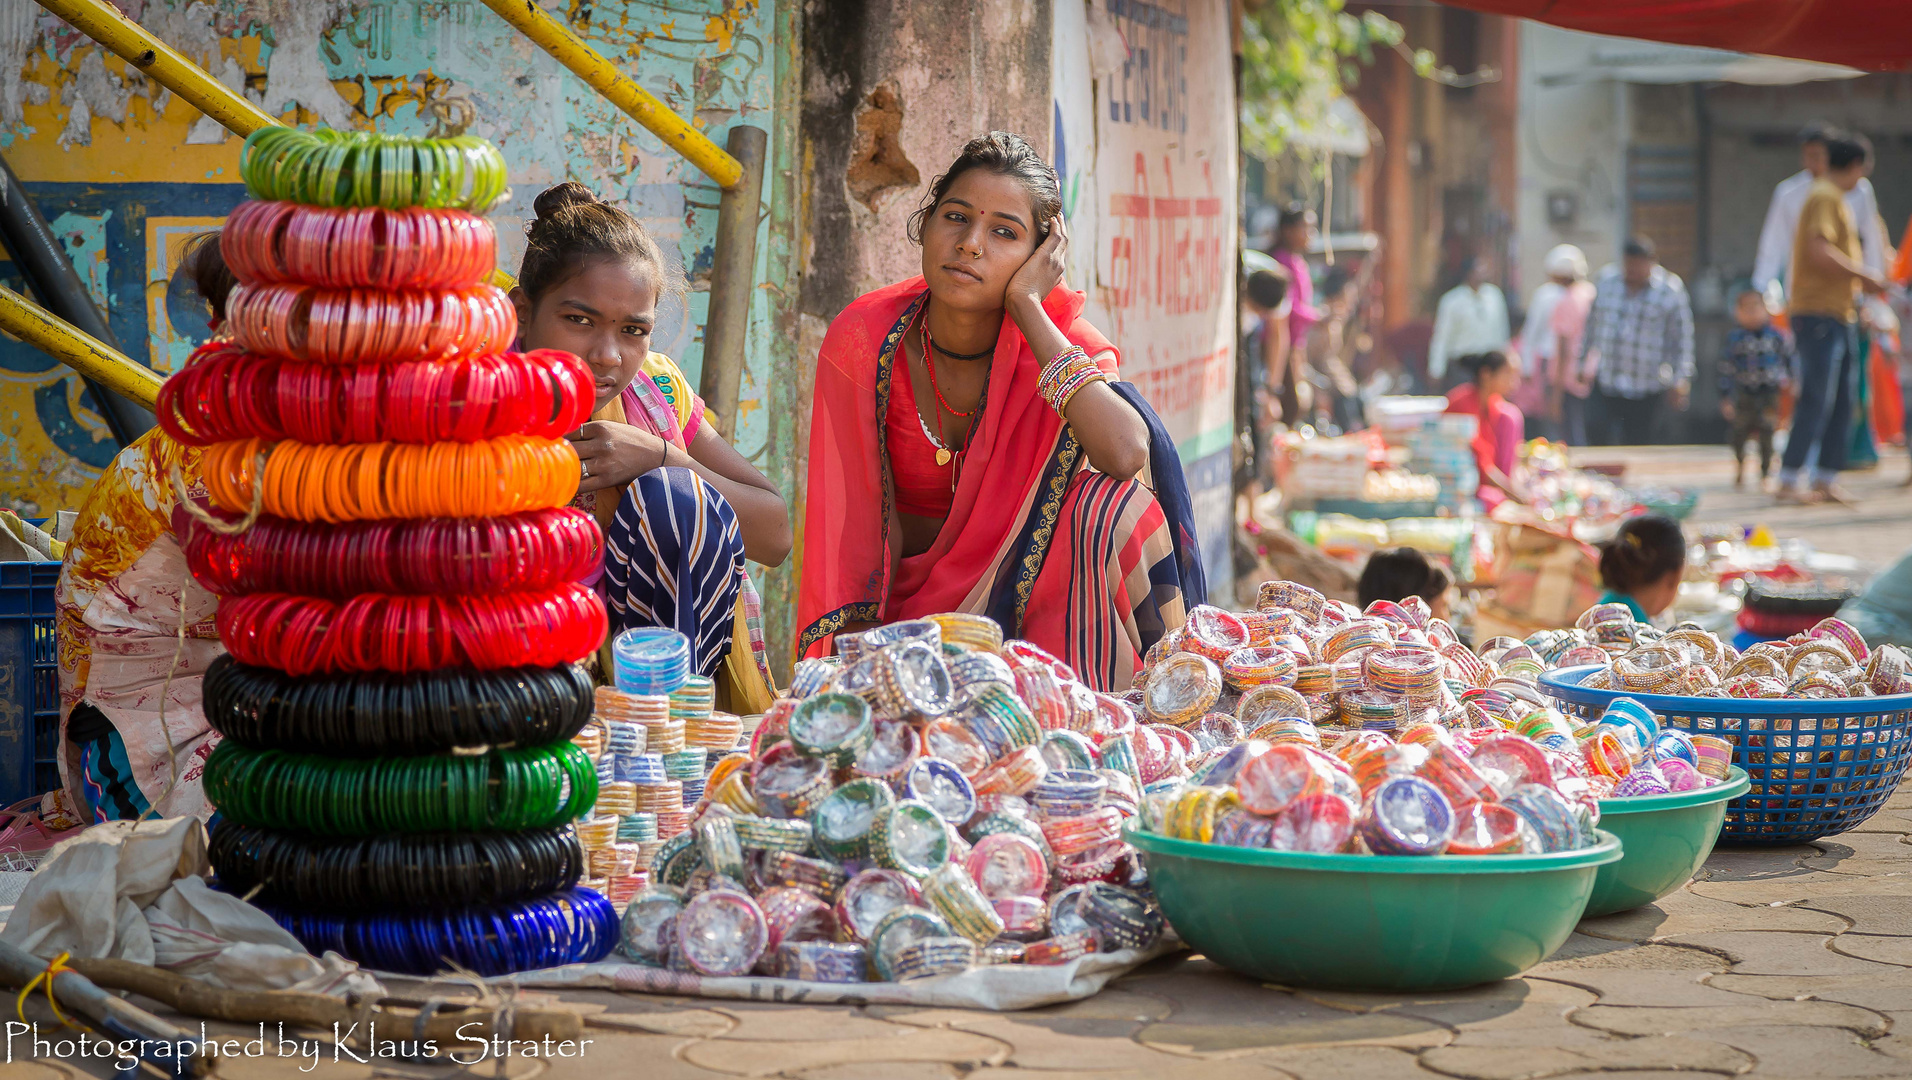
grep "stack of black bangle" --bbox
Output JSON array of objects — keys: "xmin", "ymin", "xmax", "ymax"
[{"xmin": 197, "ymin": 128, "xmax": 613, "ymax": 978}]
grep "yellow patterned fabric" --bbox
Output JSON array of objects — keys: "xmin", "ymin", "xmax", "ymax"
[{"xmin": 54, "ymin": 429, "xmax": 223, "ymax": 820}]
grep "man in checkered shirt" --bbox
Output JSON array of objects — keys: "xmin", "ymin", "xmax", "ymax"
[{"xmin": 1572, "ymin": 236, "xmax": 1695, "ymax": 445}]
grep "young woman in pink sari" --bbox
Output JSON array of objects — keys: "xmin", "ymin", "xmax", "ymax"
[{"xmin": 798, "ymin": 133, "xmax": 1202, "ymax": 691}]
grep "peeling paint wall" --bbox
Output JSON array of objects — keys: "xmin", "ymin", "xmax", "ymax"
[{"xmin": 1, "ymin": 0, "xmax": 801, "ymax": 592}]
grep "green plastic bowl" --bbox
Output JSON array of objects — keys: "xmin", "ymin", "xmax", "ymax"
[
  {"xmin": 1126, "ymin": 824, "xmax": 1621, "ymax": 991},
  {"xmin": 1584, "ymin": 767, "xmax": 1749, "ymax": 918}
]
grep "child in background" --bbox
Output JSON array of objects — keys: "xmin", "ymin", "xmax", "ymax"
[
  {"xmin": 1597, "ymin": 514, "xmax": 1687, "ymax": 624},
  {"xmin": 1719, "ymin": 287, "xmax": 1794, "ymax": 489},
  {"xmin": 1357, "ymin": 547, "xmax": 1455, "ymax": 623}
]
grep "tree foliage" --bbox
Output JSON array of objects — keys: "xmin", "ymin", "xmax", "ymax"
[{"xmin": 1240, "ymin": 0, "xmax": 1446, "ymax": 160}]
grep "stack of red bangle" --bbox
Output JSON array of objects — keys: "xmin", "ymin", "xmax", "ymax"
[
  {"xmin": 224, "ymin": 282, "xmax": 517, "ymax": 364},
  {"xmin": 216, "ymin": 584, "xmax": 606, "ymax": 676},
  {"xmin": 221, "ymin": 200, "xmax": 498, "ymax": 290},
  {"xmin": 185, "ymin": 509, "xmax": 602, "ymax": 597},
  {"xmin": 158, "ymin": 342, "xmax": 594, "ymax": 445}
]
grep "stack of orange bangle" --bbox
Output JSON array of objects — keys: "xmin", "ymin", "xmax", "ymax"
[{"xmin": 201, "ymin": 435, "xmax": 579, "ymax": 522}]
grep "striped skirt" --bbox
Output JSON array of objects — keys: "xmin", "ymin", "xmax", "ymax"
[
  {"xmin": 1018, "ymin": 470, "xmax": 1186, "ymax": 693},
  {"xmin": 602, "ymin": 466, "xmax": 746, "ymax": 677}
]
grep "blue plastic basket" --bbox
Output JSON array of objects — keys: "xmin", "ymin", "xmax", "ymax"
[
  {"xmin": 1540, "ymin": 665, "xmax": 1912, "ymax": 845},
  {"xmin": 0, "ymin": 561, "xmax": 61, "ymax": 806}
]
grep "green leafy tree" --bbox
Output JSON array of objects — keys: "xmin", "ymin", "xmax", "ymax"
[{"xmin": 1240, "ymin": 0, "xmax": 1465, "ymax": 160}]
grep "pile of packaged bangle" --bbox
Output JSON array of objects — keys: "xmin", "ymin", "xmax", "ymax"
[
  {"xmin": 1128, "ymin": 589, "xmax": 1902, "ymax": 858},
  {"xmin": 616, "ymin": 615, "xmax": 1166, "ymax": 982},
  {"xmin": 173, "ymin": 127, "xmax": 618, "ymax": 976}
]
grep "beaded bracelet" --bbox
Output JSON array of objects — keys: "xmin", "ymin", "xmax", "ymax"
[
  {"xmin": 1037, "ymin": 345, "xmax": 1107, "ymax": 416},
  {"xmin": 159, "ymin": 346, "xmax": 595, "ymax": 446},
  {"xmin": 258, "ymin": 886, "xmax": 616, "ymax": 977},
  {"xmin": 921, "ymin": 862, "xmax": 1005, "ymax": 945},
  {"xmin": 224, "ymin": 281, "xmax": 516, "ymax": 365},
  {"xmin": 201, "ymin": 435, "xmax": 579, "ymax": 523},
  {"xmin": 202, "ymin": 739, "xmax": 599, "ymax": 834},
  {"xmin": 222, "ymin": 199, "xmax": 498, "ymax": 290},
  {"xmin": 215, "ymin": 584, "xmax": 606, "ymax": 675},
  {"xmin": 757, "ymin": 850, "xmax": 848, "ymax": 901},
  {"xmin": 240, "ymin": 127, "xmax": 510, "ymax": 212},
  {"xmin": 186, "ymin": 509, "xmax": 600, "ymax": 598},
  {"xmin": 1072, "ymin": 883, "xmax": 1163, "ymax": 951},
  {"xmin": 208, "ymin": 820, "xmax": 582, "ymax": 911},
  {"xmin": 202, "ymin": 656, "xmax": 593, "ymax": 756}
]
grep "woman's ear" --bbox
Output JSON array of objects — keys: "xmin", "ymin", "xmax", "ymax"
[{"xmin": 508, "ymin": 286, "xmax": 533, "ymax": 346}]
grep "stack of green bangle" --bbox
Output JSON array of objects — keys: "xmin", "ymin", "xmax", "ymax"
[
  {"xmin": 731, "ymin": 814, "xmax": 815, "ymax": 854},
  {"xmin": 965, "ymin": 684, "xmax": 1042, "ymax": 749},
  {"xmin": 653, "ymin": 831, "xmax": 704, "ymax": 887},
  {"xmin": 921, "ymin": 862, "xmax": 1006, "ymax": 945},
  {"xmin": 239, "ymin": 128, "xmax": 509, "ymax": 212},
  {"xmin": 203, "ymin": 739, "xmax": 597, "ymax": 834},
  {"xmin": 869, "ymin": 799, "xmax": 952, "ymax": 878},
  {"xmin": 810, "ymin": 778, "xmax": 895, "ymax": 860},
  {"xmin": 789, "ymin": 692, "xmax": 874, "ymax": 767}
]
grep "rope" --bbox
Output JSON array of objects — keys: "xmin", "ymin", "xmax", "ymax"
[{"xmin": 16, "ymin": 951, "xmax": 77, "ymax": 1029}]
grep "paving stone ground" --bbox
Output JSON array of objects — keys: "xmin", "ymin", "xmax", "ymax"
[{"xmin": 23, "ymin": 782, "xmax": 1912, "ymax": 1078}]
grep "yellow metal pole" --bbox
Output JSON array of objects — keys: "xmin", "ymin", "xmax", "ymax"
[
  {"xmin": 0, "ymin": 286, "xmax": 165, "ymax": 410},
  {"xmin": 475, "ymin": 0, "xmax": 743, "ymax": 189},
  {"xmin": 37, "ymin": 0, "xmax": 282, "ymax": 138}
]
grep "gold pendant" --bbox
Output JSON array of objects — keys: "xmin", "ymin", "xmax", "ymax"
[{"xmin": 935, "ymin": 448, "xmax": 953, "ymax": 466}]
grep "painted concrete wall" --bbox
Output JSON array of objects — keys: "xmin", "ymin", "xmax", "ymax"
[
  {"xmin": 0, "ymin": 0, "xmax": 799, "ymax": 538},
  {"xmin": 1514, "ymin": 22, "xmax": 1627, "ymax": 304}
]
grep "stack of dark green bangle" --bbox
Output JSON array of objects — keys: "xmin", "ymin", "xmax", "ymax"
[{"xmin": 200, "ymin": 127, "xmax": 607, "ymax": 978}]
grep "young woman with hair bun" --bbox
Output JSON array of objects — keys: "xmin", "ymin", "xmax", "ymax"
[{"xmin": 513, "ymin": 181, "xmax": 789, "ymax": 708}]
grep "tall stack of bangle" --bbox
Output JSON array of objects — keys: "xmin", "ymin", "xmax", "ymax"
[
  {"xmin": 1037, "ymin": 345, "xmax": 1107, "ymax": 416},
  {"xmin": 199, "ymin": 129, "xmax": 613, "ymax": 976}
]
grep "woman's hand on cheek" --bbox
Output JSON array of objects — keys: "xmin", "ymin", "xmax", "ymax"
[
  {"xmin": 1005, "ymin": 214, "xmax": 1068, "ymax": 312},
  {"xmin": 567, "ymin": 420, "xmax": 667, "ymax": 492}
]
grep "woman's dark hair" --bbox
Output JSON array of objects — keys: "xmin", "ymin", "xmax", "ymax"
[
  {"xmin": 1455, "ymin": 351, "xmax": 1512, "ymax": 382},
  {"xmin": 1245, "ymin": 267, "xmax": 1289, "ymax": 310},
  {"xmin": 1358, "ymin": 547, "xmax": 1453, "ymax": 610},
  {"xmin": 1277, "ymin": 203, "xmax": 1312, "ymax": 231},
  {"xmin": 1599, "ymin": 514, "xmax": 1686, "ymax": 594},
  {"xmin": 908, "ymin": 131, "xmax": 1060, "ymax": 245},
  {"xmin": 517, "ymin": 181, "xmax": 680, "ymax": 304},
  {"xmin": 179, "ymin": 231, "xmax": 236, "ymax": 325}
]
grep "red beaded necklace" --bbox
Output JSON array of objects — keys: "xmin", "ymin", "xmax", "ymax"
[{"xmin": 917, "ymin": 314, "xmax": 988, "ymax": 471}]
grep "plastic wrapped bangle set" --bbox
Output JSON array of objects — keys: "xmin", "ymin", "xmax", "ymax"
[{"xmin": 194, "ymin": 128, "xmax": 611, "ymax": 976}]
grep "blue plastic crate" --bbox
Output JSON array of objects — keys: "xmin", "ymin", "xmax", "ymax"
[
  {"xmin": 0, "ymin": 561, "xmax": 61, "ymax": 806},
  {"xmin": 1540, "ymin": 664, "xmax": 1912, "ymax": 845}
]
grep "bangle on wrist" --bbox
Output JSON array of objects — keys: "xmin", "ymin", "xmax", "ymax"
[{"xmin": 1038, "ymin": 345, "xmax": 1107, "ymax": 417}]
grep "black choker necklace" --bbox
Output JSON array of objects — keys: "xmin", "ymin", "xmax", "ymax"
[{"xmin": 925, "ymin": 322, "xmax": 995, "ymax": 361}]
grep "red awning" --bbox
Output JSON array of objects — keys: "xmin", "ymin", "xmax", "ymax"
[{"xmin": 1440, "ymin": 1, "xmax": 1912, "ymax": 72}]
